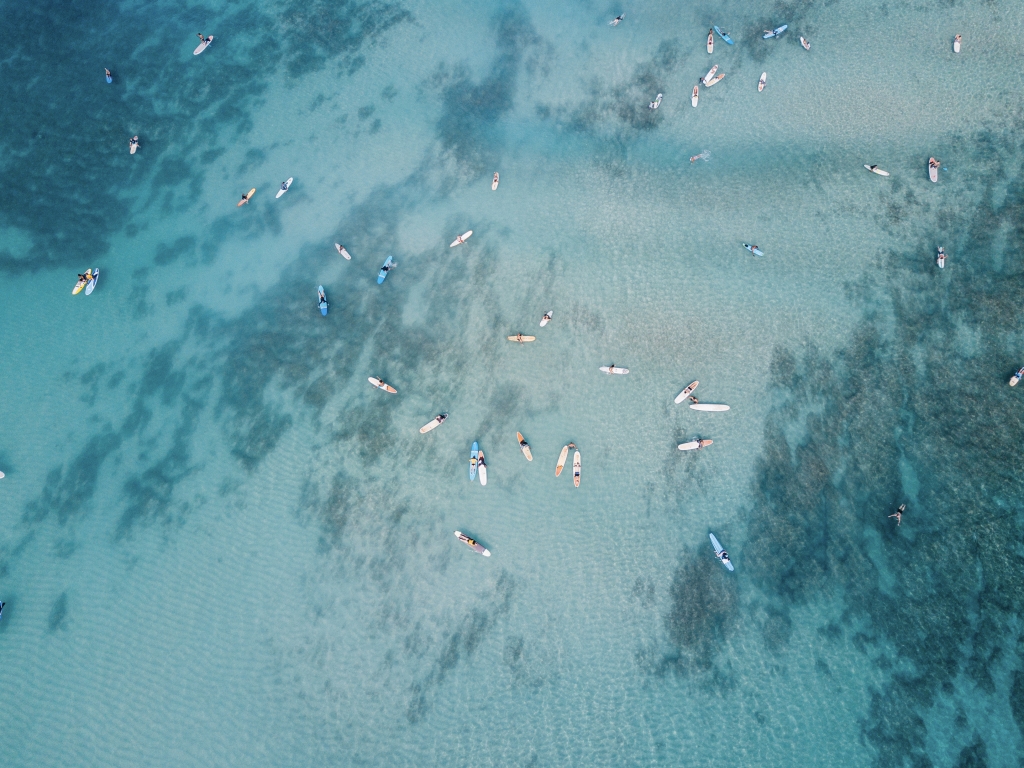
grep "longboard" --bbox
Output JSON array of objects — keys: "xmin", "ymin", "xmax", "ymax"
[
  {"xmin": 455, "ymin": 531, "xmax": 490, "ymax": 557},
  {"xmin": 478, "ymin": 449, "xmax": 487, "ymax": 486},
  {"xmin": 599, "ymin": 365, "xmax": 629, "ymax": 374},
  {"xmin": 73, "ymin": 270, "xmax": 91, "ymax": 295},
  {"xmin": 690, "ymin": 403, "xmax": 729, "ymax": 412},
  {"xmin": 763, "ymin": 25, "xmax": 787, "ymax": 39},
  {"xmin": 470, "ymin": 441, "xmax": 479, "ymax": 480},
  {"xmin": 713, "ymin": 26, "xmax": 734, "ymax": 44},
  {"xmin": 937, "ymin": 247, "xmax": 945, "ymax": 269},
  {"xmin": 929, "ymin": 159, "xmax": 939, "ymax": 183},
  {"xmin": 540, "ymin": 311, "xmax": 553, "ymax": 327},
  {"xmin": 508, "ymin": 335, "xmax": 535, "ymax": 343},
  {"xmin": 237, "ymin": 188, "xmax": 255, "ymax": 207},
  {"xmin": 705, "ymin": 73, "xmax": 725, "ymax": 87},
  {"xmin": 276, "ymin": 177, "xmax": 292, "ymax": 198},
  {"xmin": 517, "ymin": 432, "xmax": 533, "ymax": 461},
  {"xmin": 691, "ymin": 85, "xmax": 698, "ymax": 107},
  {"xmin": 675, "ymin": 381, "xmax": 699, "ymax": 404},
  {"xmin": 85, "ymin": 268, "xmax": 99, "ymax": 295},
  {"xmin": 335, "ymin": 243, "xmax": 352, "ymax": 259},
  {"xmin": 193, "ymin": 35, "xmax": 213, "ymax": 55},
  {"xmin": 678, "ymin": 439, "xmax": 713, "ymax": 450},
  {"xmin": 420, "ymin": 413, "xmax": 448, "ymax": 434},
  {"xmin": 450, "ymin": 230, "xmax": 473, "ymax": 247},
  {"xmin": 744, "ymin": 243, "xmax": 764, "ymax": 256},
  {"xmin": 573, "ymin": 450, "xmax": 581, "ymax": 487},
  {"xmin": 865, "ymin": 165, "xmax": 890, "ymax": 176},
  {"xmin": 800, "ymin": 36, "xmax": 810, "ymax": 50},
  {"xmin": 129, "ymin": 137, "xmax": 139, "ymax": 155},
  {"xmin": 368, "ymin": 377, "xmax": 397, "ymax": 393},
  {"xmin": 710, "ymin": 533, "xmax": 734, "ymax": 571},
  {"xmin": 377, "ymin": 256, "xmax": 394, "ymax": 284},
  {"xmin": 492, "ymin": 173, "xmax": 499, "ymax": 190},
  {"xmin": 758, "ymin": 72, "xmax": 766, "ymax": 92},
  {"xmin": 318, "ymin": 285, "xmax": 328, "ymax": 316},
  {"xmin": 702, "ymin": 65, "xmax": 718, "ymax": 85},
  {"xmin": 707, "ymin": 29, "xmax": 714, "ymax": 54},
  {"xmin": 555, "ymin": 444, "xmax": 569, "ymax": 476},
  {"xmin": 953, "ymin": 36, "xmax": 961, "ymax": 53}
]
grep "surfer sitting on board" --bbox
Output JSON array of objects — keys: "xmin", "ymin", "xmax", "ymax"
[
  {"xmin": 717, "ymin": 549, "xmax": 731, "ymax": 567},
  {"xmin": 888, "ymin": 504, "xmax": 905, "ymax": 526},
  {"xmin": 197, "ymin": 33, "xmax": 211, "ymax": 44}
]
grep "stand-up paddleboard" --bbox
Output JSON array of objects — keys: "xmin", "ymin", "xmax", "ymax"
[
  {"xmin": 649, "ymin": 93, "xmax": 663, "ymax": 109},
  {"xmin": 573, "ymin": 450, "xmax": 581, "ymax": 487},
  {"xmin": 478, "ymin": 448, "xmax": 487, "ymax": 485},
  {"xmin": 758, "ymin": 72, "xmax": 767, "ymax": 92},
  {"xmin": 800, "ymin": 36, "xmax": 810, "ymax": 50},
  {"xmin": 691, "ymin": 85, "xmax": 699, "ymax": 107},
  {"xmin": 928, "ymin": 158, "xmax": 939, "ymax": 183},
  {"xmin": 744, "ymin": 243, "xmax": 764, "ymax": 256},
  {"xmin": 705, "ymin": 73, "xmax": 725, "ymax": 87},
  {"xmin": 713, "ymin": 26, "xmax": 734, "ymax": 44},
  {"xmin": 1010, "ymin": 367, "xmax": 1024, "ymax": 386},
  {"xmin": 675, "ymin": 381, "xmax": 699, "ymax": 404},
  {"xmin": 129, "ymin": 136, "xmax": 139, "ymax": 155},
  {"xmin": 707, "ymin": 29, "xmax": 714, "ymax": 54},
  {"xmin": 194, "ymin": 35, "xmax": 213, "ymax": 55},
  {"xmin": 709, "ymin": 533, "xmax": 734, "ymax": 571},
  {"xmin": 609, "ymin": 14, "xmax": 624, "ymax": 26},
  {"xmin": 937, "ymin": 247, "xmax": 945, "ymax": 269},
  {"xmin": 953, "ymin": 35, "xmax": 961, "ymax": 53},
  {"xmin": 556, "ymin": 444, "xmax": 570, "ymax": 476},
  {"xmin": 276, "ymin": 178, "xmax": 292, "ymax": 198},
  {"xmin": 470, "ymin": 442, "xmax": 479, "ymax": 480},
  {"xmin": 508, "ymin": 334, "xmax": 536, "ymax": 343},
  {"xmin": 85, "ymin": 268, "xmax": 99, "ymax": 295},
  {"xmin": 865, "ymin": 165, "xmax": 890, "ymax": 176},
  {"xmin": 599, "ymin": 365, "xmax": 629, "ymax": 375},
  {"xmin": 690, "ymin": 403, "xmax": 730, "ymax": 412},
  {"xmin": 492, "ymin": 172, "xmax": 499, "ymax": 190},
  {"xmin": 237, "ymin": 188, "xmax": 255, "ymax": 207},
  {"xmin": 540, "ymin": 311, "xmax": 553, "ymax": 327},
  {"xmin": 701, "ymin": 65, "xmax": 718, "ymax": 86},
  {"xmin": 368, "ymin": 377, "xmax": 397, "ymax": 393},
  {"xmin": 763, "ymin": 24, "xmax": 787, "ymax": 39},
  {"xmin": 420, "ymin": 413, "xmax": 448, "ymax": 434},
  {"xmin": 105, "ymin": 68, "xmax": 113, "ymax": 83},
  {"xmin": 450, "ymin": 230, "xmax": 473, "ymax": 247},
  {"xmin": 73, "ymin": 270, "xmax": 91, "ymax": 295},
  {"xmin": 334, "ymin": 243, "xmax": 352, "ymax": 260},
  {"xmin": 517, "ymin": 432, "xmax": 533, "ymax": 461},
  {"xmin": 377, "ymin": 256, "xmax": 395, "ymax": 284},
  {"xmin": 455, "ymin": 531, "xmax": 490, "ymax": 557},
  {"xmin": 317, "ymin": 286, "xmax": 328, "ymax": 316},
  {"xmin": 678, "ymin": 439, "xmax": 713, "ymax": 450}
]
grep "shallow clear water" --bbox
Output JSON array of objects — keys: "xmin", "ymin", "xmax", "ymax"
[{"xmin": 3, "ymin": 0, "xmax": 1024, "ymax": 765}]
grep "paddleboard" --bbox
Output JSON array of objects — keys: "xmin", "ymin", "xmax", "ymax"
[
  {"xmin": 573, "ymin": 450, "xmax": 581, "ymax": 488},
  {"xmin": 334, "ymin": 243, "xmax": 352, "ymax": 260},
  {"xmin": 758, "ymin": 72, "xmax": 766, "ymax": 92},
  {"xmin": 691, "ymin": 85, "xmax": 699, "ymax": 107},
  {"xmin": 556, "ymin": 444, "xmax": 570, "ymax": 476},
  {"xmin": 377, "ymin": 255, "xmax": 394, "ymax": 284},
  {"xmin": 368, "ymin": 377, "xmax": 397, "ymax": 393},
  {"xmin": 707, "ymin": 29, "xmax": 714, "ymax": 54},
  {"xmin": 193, "ymin": 35, "xmax": 213, "ymax": 55},
  {"xmin": 713, "ymin": 26, "xmax": 734, "ymax": 44},
  {"xmin": 318, "ymin": 285, "xmax": 328, "ymax": 316},
  {"xmin": 508, "ymin": 334, "xmax": 536, "ymax": 343},
  {"xmin": 450, "ymin": 230, "xmax": 473, "ymax": 247},
  {"xmin": 675, "ymin": 381, "xmax": 699, "ymax": 404},
  {"xmin": 129, "ymin": 137, "xmax": 139, "ymax": 155},
  {"xmin": 929, "ymin": 158, "xmax": 939, "ymax": 183},
  {"xmin": 492, "ymin": 172, "xmax": 499, "ymax": 190},
  {"xmin": 72, "ymin": 270, "xmax": 91, "ymax": 295},
  {"xmin": 478, "ymin": 448, "xmax": 487, "ymax": 485},
  {"xmin": 105, "ymin": 69, "xmax": 112, "ymax": 83},
  {"xmin": 517, "ymin": 432, "xmax": 533, "ymax": 461},
  {"xmin": 599, "ymin": 365, "xmax": 629, "ymax": 374},
  {"xmin": 865, "ymin": 165, "xmax": 890, "ymax": 176},
  {"xmin": 705, "ymin": 73, "xmax": 725, "ymax": 87},
  {"xmin": 763, "ymin": 24, "xmax": 787, "ymax": 39},
  {"xmin": 744, "ymin": 243, "xmax": 764, "ymax": 256},
  {"xmin": 702, "ymin": 65, "xmax": 718, "ymax": 85},
  {"xmin": 85, "ymin": 268, "xmax": 99, "ymax": 295},
  {"xmin": 800, "ymin": 36, "xmax": 810, "ymax": 50},
  {"xmin": 470, "ymin": 441, "xmax": 479, "ymax": 480},
  {"xmin": 690, "ymin": 403, "xmax": 730, "ymax": 412},
  {"xmin": 678, "ymin": 439, "xmax": 713, "ymax": 451},
  {"xmin": 237, "ymin": 188, "xmax": 255, "ymax": 206},
  {"xmin": 540, "ymin": 311, "xmax": 553, "ymax": 327},
  {"xmin": 649, "ymin": 93, "xmax": 662, "ymax": 109},
  {"xmin": 953, "ymin": 35, "xmax": 961, "ymax": 53},
  {"xmin": 1010, "ymin": 368, "xmax": 1024, "ymax": 387},
  {"xmin": 937, "ymin": 247, "xmax": 945, "ymax": 269},
  {"xmin": 710, "ymin": 533, "xmax": 734, "ymax": 571},
  {"xmin": 276, "ymin": 177, "xmax": 292, "ymax": 198},
  {"xmin": 455, "ymin": 531, "xmax": 490, "ymax": 557},
  {"xmin": 420, "ymin": 413, "xmax": 448, "ymax": 434}
]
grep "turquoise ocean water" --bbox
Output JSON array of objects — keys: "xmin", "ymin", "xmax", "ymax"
[{"xmin": 2, "ymin": 0, "xmax": 1024, "ymax": 765}]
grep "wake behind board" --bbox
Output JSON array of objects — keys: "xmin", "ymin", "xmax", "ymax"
[
  {"xmin": 85, "ymin": 268, "xmax": 99, "ymax": 295},
  {"xmin": 276, "ymin": 178, "xmax": 293, "ymax": 198},
  {"xmin": 690, "ymin": 403, "xmax": 730, "ymax": 412},
  {"xmin": 675, "ymin": 381, "xmax": 699, "ymax": 404}
]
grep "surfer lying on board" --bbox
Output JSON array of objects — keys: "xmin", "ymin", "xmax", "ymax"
[
  {"xmin": 888, "ymin": 504, "xmax": 905, "ymax": 526},
  {"xmin": 717, "ymin": 549, "xmax": 731, "ymax": 567}
]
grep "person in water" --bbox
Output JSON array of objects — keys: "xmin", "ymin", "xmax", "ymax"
[
  {"xmin": 889, "ymin": 504, "xmax": 905, "ymax": 526},
  {"xmin": 689, "ymin": 396, "xmax": 699, "ymax": 404}
]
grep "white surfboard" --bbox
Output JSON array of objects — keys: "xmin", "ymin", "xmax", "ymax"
[
  {"xmin": 707, "ymin": 29, "xmax": 714, "ymax": 54},
  {"xmin": 478, "ymin": 449, "xmax": 487, "ymax": 486},
  {"xmin": 84, "ymin": 268, "xmax": 99, "ymax": 295},
  {"xmin": 678, "ymin": 439, "xmax": 713, "ymax": 451},
  {"xmin": 705, "ymin": 73, "xmax": 725, "ymax": 87},
  {"xmin": 450, "ymin": 230, "xmax": 473, "ymax": 247},
  {"xmin": 334, "ymin": 243, "xmax": 351, "ymax": 260},
  {"xmin": 540, "ymin": 311, "xmax": 553, "ymax": 327},
  {"xmin": 690, "ymin": 403, "xmax": 729, "ymax": 412},
  {"xmin": 193, "ymin": 35, "xmax": 213, "ymax": 55},
  {"xmin": 758, "ymin": 72, "xmax": 766, "ymax": 92},
  {"xmin": 420, "ymin": 413, "xmax": 448, "ymax": 433},
  {"xmin": 691, "ymin": 85, "xmax": 698, "ymax": 107},
  {"xmin": 929, "ymin": 158, "xmax": 939, "ymax": 183},
  {"xmin": 953, "ymin": 35, "xmax": 961, "ymax": 53},
  {"xmin": 599, "ymin": 365, "xmax": 629, "ymax": 375},
  {"xmin": 864, "ymin": 165, "xmax": 890, "ymax": 176},
  {"xmin": 702, "ymin": 65, "xmax": 718, "ymax": 85},
  {"xmin": 492, "ymin": 172, "xmax": 499, "ymax": 190},
  {"xmin": 276, "ymin": 177, "xmax": 292, "ymax": 198},
  {"xmin": 675, "ymin": 381, "xmax": 699, "ymax": 404},
  {"xmin": 573, "ymin": 450, "xmax": 581, "ymax": 487}
]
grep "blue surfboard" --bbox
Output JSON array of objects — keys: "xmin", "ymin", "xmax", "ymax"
[
  {"xmin": 713, "ymin": 26, "xmax": 734, "ymax": 44},
  {"xmin": 377, "ymin": 255, "xmax": 394, "ymax": 284},
  {"xmin": 470, "ymin": 441, "xmax": 479, "ymax": 481},
  {"xmin": 763, "ymin": 24, "xmax": 788, "ymax": 39},
  {"xmin": 317, "ymin": 285, "xmax": 328, "ymax": 315}
]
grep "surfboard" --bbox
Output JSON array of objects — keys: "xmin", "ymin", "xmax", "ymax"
[
  {"xmin": 675, "ymin": 381, "xmax": 699, "ymax": 404},
  {"xmin": 85, "ymin": 268, "xmax": 99, "ymax": 295},
  {"xmin": 540, "ymin": 311, "xmax": 553, "ymax": 327},
  {"xmin": 508, "ymin": 335, "xmax": 536, "ymax": 343},
  {"xmin": 450, "ymin": 230, "xmax": 473, "ymax": 247},
  {"xmin": 929, "ymin": 158, "xmax": 939, "ymax": 183},
  {"xmin": 556, "ymin": 444, "xmax": 569, "ymax": 476},
  {"xmin": 705, "ymin": 73, "xmax": 725, "ymax": 87},
  {"xmin": 599, "ymin": 365, "xmax": 629, "ymax": 375},
  {"xmin": 690, "ymin": 403, "xmax": 730, "ymax": 412},
  {"xmin": 763, "ymin": 25, "xmax": 787, "ymax": 39},
  {"xmin": 318, "ymin": 285, "xmax": 328, "ymax": 316},
  {"xmin": 455, "ymin": 531, "xmax": 490, "ymax": 557},
  {"xmin": 758, "ymin": 72, "xmax": 767, "ymax": 92},
  {"xmin": 800, "ymin": 36, "xmax": 810, "ymax": 50},
  {"xmin": 744, "ymin": 243, "xmax": 764, "ymax": 256},
  {"xmin": 193, "ymin": 35, "xmax": 213, "ymax": 55},
  {"xmin": 517, "ymin": 432, "xmax": 533, "ymax": 461},
  {"xmin": 129, "ymin": 137, "xmax": 139, "ymax": 155},
  {"xmin": 478, "ymin": 448, "xmax": 487, "ymax": 485},
  {"xmin": 937, "ymin": 247, "xmax": 945, "ymax": 269},
  {"xmin": 953, "ymin": 35, "xmax": 961, "ymax": 53},
  {"xmin": 702, "ymin": 65, "xmax": 718, "ymax": 85},
  {"xmin": 276, "ymin": 178, "xmax": 292, "ymax": 198},
  {"xmin": 237, "ymin": 188, "xmax": 255, "ymax": 207},
  {"xmin": 334, "ymin": 243, "xmax": 352, "ymax": 260},
  {"xmin": 649, "ymin": 93, "xmax": 662, "ymax": 109},
  {"xmin": 864, "ymin": 165, "xmax": 890, "ymax": 176},
  {"xmin": 679, "ymin": 439, "xmax": 713, "ymax": 451},
  {"xmin": 377, "ymin": 255, "xmax": 394, "ymax": 284},
  {"xmin": 707, "ymin": 29, "xmax": 714, "ymax": 54},
  {"xmin": 573, "ymin": 450, "xmax": 581, "ymax": 488},
  {"xmin": 420, "ymin": 413, "xmax": 448, "ymax": 434},
  {"xmin": 710, "ymin": 533, "xmax": 734, "ymax": 571},
  {"xmin": 492, "ymin": 173, "xmax": 499, "ymax": 190},
  {"xmin": 368, "ymin": 377, "xmax": 397, "ymax": 393},
  {"xmin": 1011, "ymin": 368, "xmax": 1024, "ymax": 387},
  {"xmin": 713, "ymin": 26, "xmax": 734, "ymax": 44},
  {"xmin": 691, "ymin": 85, "xmax": 699, "ymax": 107},
  {"xmin": 105, "ymin": 70, "xmax": 113, "ymax": 83},
  {"xmin": 72, "ymin": 270, "xmax": 91, "ymax": 295},
  {"xmin": 470, "ymin": 442, "xmax": 479, "ymax": 480}
]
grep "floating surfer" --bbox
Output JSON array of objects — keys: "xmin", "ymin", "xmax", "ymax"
[
  {"xmin": 609, "ymin": 14, "xmax": 624, "ymax": 26},
  {"xmin": 889, "ymin": 504, "xmax": 905, "ymax": 526}
]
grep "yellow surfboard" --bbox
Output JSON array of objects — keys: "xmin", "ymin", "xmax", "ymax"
[{"xmin": 237, "ymin": 188, "xmax": 256, "ymax": 207}]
